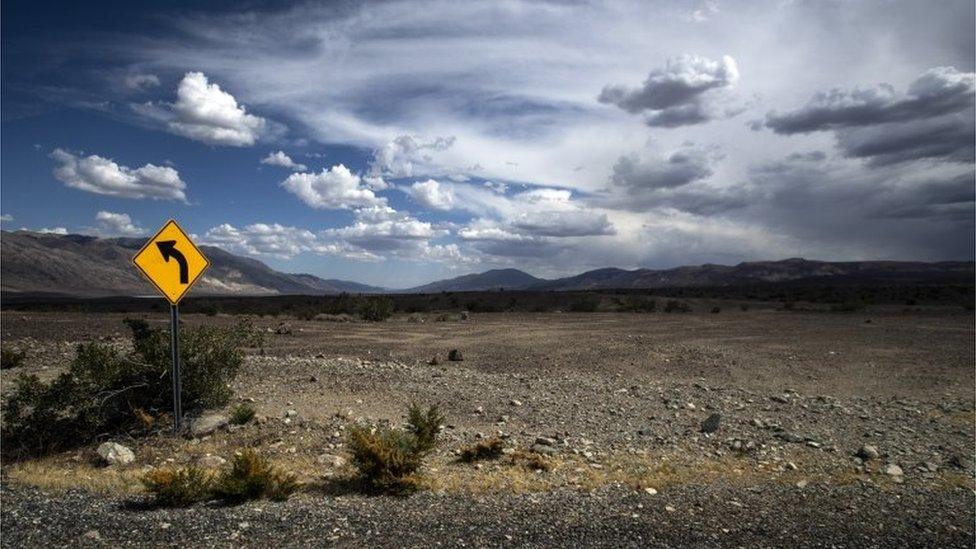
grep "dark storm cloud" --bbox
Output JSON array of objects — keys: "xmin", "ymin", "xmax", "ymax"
[
  {"xmin": 610, "ymin": 147, "xmax": 715, "ymax": 191},
  {"xmin": 511, "ymin": 210, "xmax": 615, "ymax": 237},
  {"xmin": 835, "ymin": 114, "xmax": 975, "ymax": 166},
  {"xmin": 599, "ymin": 54, "xmax": 739, "ymax": 128},
  {"xmin": 765, "ymin": 67, "xmax": 974, "ymax": 133}
]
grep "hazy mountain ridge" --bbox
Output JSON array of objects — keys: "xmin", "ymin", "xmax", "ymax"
[
  {"xmin": 0, "ymin": 231, "xmax": 384, "ymax": 297},
  {"xmin": 2, "ymin": 232, "xmax": 972, "ymax": 298}
]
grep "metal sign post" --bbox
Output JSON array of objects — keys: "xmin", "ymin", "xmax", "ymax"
[
  {"xmin": 132, "ymin": 219, "xmax": 210, "ymax": 434},
  {"xmin": 170, "ymin": 304, "xmax": 183, "ymax": 432}
]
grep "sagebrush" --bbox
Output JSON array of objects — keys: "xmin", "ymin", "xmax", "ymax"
[
  {"xmin": 458, "ymin": 437, "xmax": 505, "ymax": 463},
  {"xmin": 214, "ymin": 450, "xmax": 299, "ymax": 503},
  {"xmin": 142, "ymin": 466, "xmax": 214, "ymax": 507},
  {"xmin": 346, "ymin": 404, "xmax": 444, "ymax": 492},
  {"xmin": 0, "ymin": 344, "xmax": 26, "ymax": 369},
  {"xmin": 1, "ymin": 318, "xmax": 257, "ymax": 459}
]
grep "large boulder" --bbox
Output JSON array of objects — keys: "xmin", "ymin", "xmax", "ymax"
[
  {"xmin": 97, "ymin": 442, "xmax": 135, "ymax": 466},
  {"xmin": 190, "ymin": 413, "xmax": 230, "ymax": 438}
]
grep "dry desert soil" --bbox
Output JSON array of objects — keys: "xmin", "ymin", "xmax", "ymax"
[{"xmin": 1, "ymin": 307, "xmax": 974, "ymax": 547}]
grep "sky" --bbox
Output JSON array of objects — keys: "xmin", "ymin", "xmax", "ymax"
[{"xmin": 1, "ymin": 0, "xmax": 973, "ymax": 287}]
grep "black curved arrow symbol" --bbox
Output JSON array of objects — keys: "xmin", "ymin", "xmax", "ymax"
[{"xmin": 156, "ymin": 240, "xmax": 189, "ymax": 284}]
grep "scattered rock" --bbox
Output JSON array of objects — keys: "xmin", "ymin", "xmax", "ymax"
[
  {"xmin": 317, "ymin": 454, "xmax": 346, "ymax": 468},
  {"xmin": 643, "ymin": 487, "xmax": 658, "ymax": 495},
  {"xmin": 856, "ymin": 444, "xmax": 880, "ymax": 460},
  {"xmin": 190, "ymin": 413, "xmax": 229, "ymax": 438},
  {"xmin": 774, "ymin": 431, "xmax": 805, "ymax": 443},
  {"xmin": 885, "ymin": 464, "xmax": 904, "ymax": 477},
  {"xmin": 83, "ymin": 530, "xmax": 103, "ymax": 542},
  {"xmin": 274, "ymin": 323, "xmax": 292, "ymax": 335},
  {"xmin": 285, "ymin": 409, "xmax": 298, "ymax": 418},
  {"xmin": 535, "ymin": 436, "xmax": 557, "ymax": 446},
  {"xmin": 510, "ymin": 399, "xmax": 523, "ymax": 407},
  {"xmin": 700, "ymin": 413, "xmax": 721, "ymax": 433},
  {"xmin": 530, "ymin": 443, "xmax": 558, "ymax": 455},
  {"xmin": 96, "ymin": 442, "xmax": 134, "ymax": 466},
  {"xmin": 428, "ymin": 356, "xmax": 440, "ymax": 366},
  {"xmin": 448, "ymin": 349, "xmax": 464, "ymax": 361},
  {"xmin": 795, "ymin": 480, "xmax": 809, "ymax": 489},
  {"xmin": 197, "ymin": 455, "xmax": 227, "ymax": 468}
]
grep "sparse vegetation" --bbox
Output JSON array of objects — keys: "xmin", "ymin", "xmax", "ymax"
[
  {"xmin": 569, "ymin": 295, "xmax": 600, "ymax": 312},
  {"xmin": 357, "ymin": 296, "xmax": 394, "ymax": 322},
  {"xmin": 142, "ymin": 466, "xmax": 214, "ymax": 507},
  {"xmin": 346, "ymin": 404, "xmax": 444, "ymax": 492},
  {"xmin": 230, "ymin": 403, "xmax": 256, "ymax": 425},
  {"xmin": 1, "ymin": 344, "xmax": 26, "ymax": 369},
  {"xmin": 1, "ymin": 318, "xmax": 256, "ymax": 459},
  {"xmin": 458, "ymin": 437, "xmax": 505, "ymax": 463},
  {"xmin": 664, "ymin": 300, "xmax": 691, "ymax": 313},
  {"xmin": 213, "ymin": 450, "xmax": 299, "ymax": 503}
]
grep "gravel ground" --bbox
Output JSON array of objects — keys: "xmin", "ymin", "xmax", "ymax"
[
  {"xmin": 2, "ymin": 481, "xmax": 973, "ymax": 548},
  {"xmin": 1, "ymin": 310, "xmax": 973, "ymax": 547}
]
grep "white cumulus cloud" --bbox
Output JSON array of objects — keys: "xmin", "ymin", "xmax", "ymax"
[
  {"xmin": 167, "ymin": 72, "xmax": 267, "ymax": 146},
  {"xmin": 50, "ymin": 149, "xmax": 187, "ymax": 201},
  {"xmin": 281, "ymin": 165, "xmax": 384, "ymax": 209},
  {"xmin": 406, "ymin": 179, "xmax": 455, "ymax": 210},
  {"xmin": 94, "ymin": 211, "xmax": 145, "ymax": 236},
  {"xmin": 261, "ymin": 151, "xmax": 307, "ymax": 172}
]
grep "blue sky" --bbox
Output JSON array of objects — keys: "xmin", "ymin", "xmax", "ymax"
[{"xmin": 2, "ymin": 0, "xmax": 974, "ymax": 287}]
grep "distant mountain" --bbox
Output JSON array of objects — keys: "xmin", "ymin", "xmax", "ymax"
[
  {"xmin": 0, "ymin": 231, "xmax": 385, "ymax": 297},
  {"xmin": 531, "ymin": 258, "xmax": 975, "ymax": 291},
  {"xmin": 404, "ymin": 268, "xmax": 544, "ymax": 293},
  {"xmin": 2, "ymin": 231, "xmax": 971, "ymax": 298},
  {"xmin": 403, "ymin": 259, "xmax": 973, "ymax": 293}
]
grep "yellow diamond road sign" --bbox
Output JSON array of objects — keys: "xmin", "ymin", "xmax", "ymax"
[{"xmin": 132, "ymin": 219, "xmax": 210, "ymax": 305}]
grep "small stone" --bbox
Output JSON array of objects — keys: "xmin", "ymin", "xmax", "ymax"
[
  {"xmin": 510, "ymin": 399, "xmax": 523, "ymax": 407},
  {"xmin": 317, "ymin": 454, "xmax": 346, "ymax": 468},
  {"xmin": 97, "ymin": 442, "xmax": 135, "ymax": 466},
  {"xmin": 700, "ymin": 413, "xmax": 721, "ymax": 434},
  {"xmin": 530, "ymin": 443, "xmax": 557, "ymax": 456},
  {"xmin": 448, "ymin": 349, "xmax": 464, "ymax": 361},
  {"xmin": 83, "ymin": 530, "xmax": 102, "ymax": 541},
  {"xmin": 197, "ymin": 455, "xmax": 227, "ymax": 468},
  {"xmin": 643, "ymin": 487, "xmax": 658, "ymax": 495},
  {"xmin": 535, "ymin": 436, "xmax": 557, "ymax": 446},
  {"xmin": 786, "ymin": 462, "xmax": 798, "ymax": 470},
  {"xmin": 795, "ymin": 480, "xmax": 809, "ymax": 489},
  {"xmin": 685, "ymin": 402, "xmax": 696, "ymax": 410},
  {"xmin": 665, "ymin": 505, "xmax": 676, "ymax": 512},
  {"xmin": 428, "ymin": 356, "xmax": 440, "ymax": 366},
  {"xmin": 885, "ymin": 464, "xmax": 904, "ymax": 477},
  {"xmin": 190, "ymin": 413, "xmax": 229, "ymax": 437},
  {"xmin": 285, "ymin": 410, "xmax": 298, "ymax": 418},
  {"xmin": 856, "ymin": 444, "xmax": 880, "ymax": 460}
]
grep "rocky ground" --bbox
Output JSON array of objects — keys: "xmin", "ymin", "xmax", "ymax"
[{"xmin": 1, "ymin": 308, "xmax": 974, "ymax": 547}]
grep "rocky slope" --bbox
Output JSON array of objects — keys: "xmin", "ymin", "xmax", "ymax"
[{"xmin": 0, "ymin": 231, "xmax": 382, "ymax": 297}]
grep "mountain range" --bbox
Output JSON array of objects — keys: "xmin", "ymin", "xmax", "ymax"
[{"xmin": 1, "ymin": 230, "xmax": 972, "ymax": 298}]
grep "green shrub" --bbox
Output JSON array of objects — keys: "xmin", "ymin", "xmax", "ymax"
[
  {"xmin": 407, "ymin": 403, "xmax": 444, "ymax": 454},
  {"xmin": 569, "ymin": 295, "xmax": 600, "ymax": 312},
  {"xmin": 1, "ymin": 344, "xmax": 26, "ymax": 369},
  {"xmin": 230, "ymin": 403, "xmax": 256, "ymax": 425},
  {"xmin": 142, "ymin": 466, "xmax": 214, "ymax": 507},
  {"xmin": 623, "ymin": 297, "xmax": 656, "ymax": 312},
  {"xmin": 830, "ymin": 300, "xmax": 867, "ymax": 312},
  {"xmin": 213, "ymin": 450, "xmax": 299, "ymax": 503},
  {"xmin": 346, "ymin": 404, "xmax": 444, "ymax": 492},
  {"xmin": 664, "ymin": 300, "xmax": 691, "ymax": 313},
  {"xmin": 358, "ymin": 297, "xmax": 394, "ymax": 322},
  {"xmin": 458, "ymin": 437, "xmax": 504, "ymax": 463},
  {"xmin": 1, "ymin": 319, "xmax": 255, "ymax": 459}
]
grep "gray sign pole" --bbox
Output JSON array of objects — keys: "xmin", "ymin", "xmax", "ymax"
[{"xmin": 170, "ymin": 304, "xmax": 183, "ymax": 432}]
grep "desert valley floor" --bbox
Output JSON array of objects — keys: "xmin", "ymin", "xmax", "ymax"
[{"xmin": 1, "ymin": 307, "xmax": 974, "ymax": 547}]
